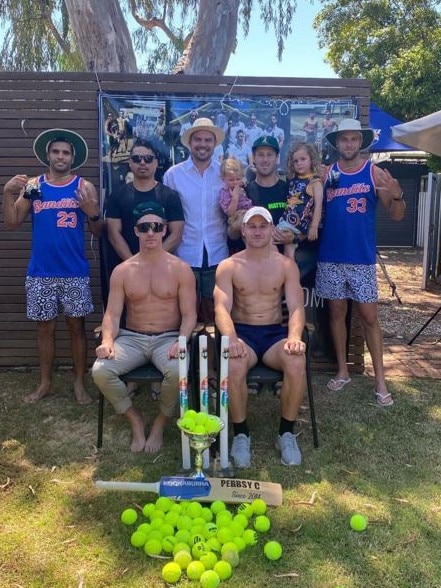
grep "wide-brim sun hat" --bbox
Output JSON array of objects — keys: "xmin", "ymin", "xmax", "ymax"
[
  {"xmin": 33, "ymin": 128, "xmax": 88, "ymax": 170},
  {"xmin": 326, "ymin": 118, "xmax": 375, "ymax": 151},
  {"xmin": 181, "ymin": 117, "xmax": 225, "ymax": 149}
]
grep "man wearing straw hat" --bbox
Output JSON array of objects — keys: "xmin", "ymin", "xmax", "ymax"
[
  {"xmin": 163, "ymin": 117, "xmax": 226, "ymax": 324},
  {"xmin": 3, "ymin": 128, "xmax": 102, "ymax": 405},
  {"xmin": 316, "ymin": 118, "xmax": 405, "ymax": 406}
]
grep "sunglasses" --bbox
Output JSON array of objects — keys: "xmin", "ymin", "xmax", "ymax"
[
  {"xmin": 130, "ymin": 154, "xmax": 156, "ymax": 164},
  {"xmin": 136, "ymin": 221, "xmax": 165, "ymax": 233}
]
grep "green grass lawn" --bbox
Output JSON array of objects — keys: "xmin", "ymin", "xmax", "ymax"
[{"xmin": 1, "ymin": 370, "xmax": 440, "ymax": 587}]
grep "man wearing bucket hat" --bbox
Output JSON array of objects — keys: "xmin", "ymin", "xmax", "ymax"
[
  {"xmin": 316, "ymin": 118, "xmax": 406, "ymax": 406},
  {"xmin": 163, "ymin": 117, "xmax": 227, "ymax": 324},
  {"xmin": 3, "ymin": 128, "xmax": 102, "ymax": 405}
]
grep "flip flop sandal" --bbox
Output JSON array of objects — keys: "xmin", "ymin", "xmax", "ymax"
[
  {"xmin": 327, "ymin": 377, "xmax": 351, "ymax": 391},
  {"xmin": 375, "ymin": 391, "xmax": 394, "ymax": 407}
]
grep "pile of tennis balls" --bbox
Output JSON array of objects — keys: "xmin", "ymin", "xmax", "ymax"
[
  {"xmin": 178, "ymin": 409, "xmax": 223, "ymax": 436},
  {"xmin": 121, "ymin": 496, "xmax": 282, "ymax": 585}
]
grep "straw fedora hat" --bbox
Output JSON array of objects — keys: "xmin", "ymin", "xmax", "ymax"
[
  {"xmin": 326, "ymin": 118, "xmax": 374, "ymax": 151},
  {"xmin": 33, "ymin": 128, "xmax": 88, "ymax": 170},
  {"xmin": 181, "ymin": 117, "xmax": 225, "ymax": 149}
]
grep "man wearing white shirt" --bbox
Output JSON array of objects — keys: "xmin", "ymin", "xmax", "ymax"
[{"xmin": 163, "ymin": 118, "xmax": 226, "ymax": 323}]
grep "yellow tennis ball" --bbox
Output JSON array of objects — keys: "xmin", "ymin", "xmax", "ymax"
[
  {"xmin": 195, "ymin": 411, "xmax": 209, "ymax": 425},
  {"xmin": 233, "ymin": 536, "xmax": 246, "ymax": 552},
  {"xmin": 213, "ymin": 560, "xmax": 233, "ymax": 580},
  {"xmin": 200, "ymin": 507, "xmax": 214, "ymax": 522},
  {"xmin": 130, "ymin": 530, "xmax": 147, "ymax": 548},
  {"xmin": 204, "ymin": 522, "xmax": 218, "ymax": 539},
  {"xmin": 172, "ymin": 542, "xmax": 191, "ymax": 556},
  {"xmin": 254, "ymin": 515, "xmax": 271, "ymax": 533},
  {"xmin": 237, "ymin": 502, "xmax": 254, "ymax": 518},
  {"xmin": 161, "ymin": 535, "xmax": 177, "ymax": 554},
  {"xmin": 264, "ymin": 540, "xmax": 282, "ymax": 560},
  {"xmin": 161, "ymin": 561, "xmax": 182, "ymax": 583},
  {"xmin": 220, "ymin": 541, "xmax": 239, "ymax": 556},
  {"xmin": 242, "ymin": 528, "xmax": 258, "ymax": 545},
  {"xmin": 186, "ymin": 501, "xmax": 203, "ymax": 519},
  {"xmin": 121, "ymin": 508, "xmax": 138, "ymax": 525},
  {"xmin": 192, "ymin": 541, "xmax": 209, "ymax": 559},
  {"xmin": 252, "ymin": 498, "xmax": 267, "ymax": 515},
  {"xmin": 180, "ymin": 417, "xmax": 195, "ymax": 431},
  {"xmin": 175, "ymin": 529, "xmax": 191, "ymax": 544},
  {"xmin": 206, "ymin": 537, "xmax": 222, "ymax": 553},
  {"xmin": 144, "ymin": 538, "xmax": 162, "ymax": 556},
  {"xmin": 141, "ymin": 503, "xmax": 155, "ymax": 518},
  {"xmin": 210, "ymin": 500, "xmax": 226, "ymax": 515},
  {"xmin": 184, "ymin": 409, "xmax": 198, "ymax": 420},
  {"xmin": 194, "ymin": 424, "xmax": 206, "ymax": 435},
  {"xmin": 187, "ymin": 559, "xmax": 206, "ymax": 580},
  {"xmin": 173, "ymin": 549, "xmax": 192, "ymax": 570},
  {"xmin": 221, "ymin": 549, "xmax": 239, "ymax": 568},
  {"xmin": 350, "ymin": 514, "xmax": 368, "ymax": 532},
  {"xmin": 199, "ymin": 550, "xmax": 218, "ymax": 570},
  {"xmin": 217, "ymin": 526, "xmax": 233, "ymax": 544},
  {"xmin": 200, "ymin": 569, "xmax": 221, "ymax": 588}
]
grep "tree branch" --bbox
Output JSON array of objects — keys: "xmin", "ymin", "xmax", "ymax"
[
  {"xmin": 128, "ymin": 0, "xmax": 184, "ymax": 47},
  {"xmin": 37, "ymin": 0, "xmax": 71, "ymax": 54}
]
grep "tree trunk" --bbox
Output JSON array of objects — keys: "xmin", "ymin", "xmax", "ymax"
[
  {"xmin": 176, "ymin": 0, "xmax": 240, "ymax": 75},
  {"xmin": 64, "ymin": 0, "xmax": 137, "ymax": 73}
]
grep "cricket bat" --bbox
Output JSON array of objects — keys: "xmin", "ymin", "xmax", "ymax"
[
  {"xmin": 178, "ymin": 335, "xmax": 191, "ymax": 470},
  {"xmin": 95, "ymin": 476, "xmax": 283, "ymax": 506}
]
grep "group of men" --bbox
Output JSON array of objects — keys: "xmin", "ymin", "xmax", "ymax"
[{"xmin": 2, "ymin": 114, "xmax": 405, "ymax": 468}]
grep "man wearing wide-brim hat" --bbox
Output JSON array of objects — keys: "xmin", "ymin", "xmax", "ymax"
[
  {"xmin": 3, "ymin": 128, "xmax": 102, "ymax": 405},
  {"xmin": 315, "ymin": 118, "xmax": 406, "ymax": 406},
  {"xmin": 163, "ymin": 117, "xmax": 227, "ymax": 324}
]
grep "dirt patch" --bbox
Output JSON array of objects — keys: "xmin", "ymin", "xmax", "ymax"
[{"xmin": 376, "ymin": 248, "xmax": 441, "ymax": 342}]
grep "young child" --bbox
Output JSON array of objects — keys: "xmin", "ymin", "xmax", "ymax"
[
  {"xmin": 277, "ymin": 141, "xmax": 323, "ymax": 259},
  {"xmin": 219, "ymin": 157, "xmax": 253, "ymax": 240}
]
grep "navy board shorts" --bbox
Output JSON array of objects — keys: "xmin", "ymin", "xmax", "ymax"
[{"xmin": 235, "ymin": 323, "xmax": 288, "ymax": 361}]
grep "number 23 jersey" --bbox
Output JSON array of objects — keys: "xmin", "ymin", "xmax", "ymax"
[{"xmin": 27, "ymin": 174, "xmax": 89, "ymax": 278}]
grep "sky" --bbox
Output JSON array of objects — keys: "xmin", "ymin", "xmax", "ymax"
[{"xmin": 225, "ymin": 2, "xmax": 335, "ymax": 78}]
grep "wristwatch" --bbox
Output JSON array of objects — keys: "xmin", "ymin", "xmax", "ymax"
[
  {"xmin": 88, "ymin": 213, "xmax": 101, "ymax": 222},
  {"xmin": 393, "ymin": 192, "xmax": 404, "ymax": 201}
]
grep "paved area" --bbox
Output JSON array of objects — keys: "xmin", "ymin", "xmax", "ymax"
[{"xmin": 365, "ymin": 337, "xmax": 441, "ymax": 379}]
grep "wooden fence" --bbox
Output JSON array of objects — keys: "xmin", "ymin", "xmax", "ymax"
[{"xmin": 0, "ymin": 72, "xmax": 369, "ymax": 369}]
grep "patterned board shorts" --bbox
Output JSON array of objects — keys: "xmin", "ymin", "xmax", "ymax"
[
  {"xmin": 315, "ymin": 262, "xmax": 378, "ymax": 303},
  {"xmin": 25, "ymin": 276, "xmax": 94, "ymax": 321}
]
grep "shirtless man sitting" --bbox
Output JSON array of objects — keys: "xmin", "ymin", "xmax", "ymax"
[
  {"xmin": 214, "ymin": 206, "xmax": 306, "ymax": 467},
  {"xmin": 92, "ymin": 202, "xmax": 197, "ymax": 453}
]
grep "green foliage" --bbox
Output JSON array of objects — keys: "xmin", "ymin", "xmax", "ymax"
[
  {"xmin": 0, "ymin": 0, "xmax": 298, "ymax": 73},
  {"xmin": 315, "ymin": 0, "xmax": 441, "ymax": 120}
]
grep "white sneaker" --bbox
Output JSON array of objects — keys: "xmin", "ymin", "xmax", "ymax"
[
  {"xmin": 275, "ymin": 432, "xmax": 301, "ymax": 466},
  {"xmin": 231, "ymin": 434, "xmax": 251, "ymax": 468}
]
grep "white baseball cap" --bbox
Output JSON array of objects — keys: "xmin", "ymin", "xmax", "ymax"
[{"xmin": 242, "ymin": 206, "xmax": 273, "ymax": 224}]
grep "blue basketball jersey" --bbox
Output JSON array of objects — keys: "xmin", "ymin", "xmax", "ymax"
[
  {"xmin": 318, "ymin": 160, "xmax": 377, "ymax": 264},
  {"xmin": 27, "ymin": 175, "xmax": 89, "ymax": 277}
]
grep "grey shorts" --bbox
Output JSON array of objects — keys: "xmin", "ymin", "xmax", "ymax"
[
  {"xmin": 25, "ymin": 276, "xmax": 94, "ymax": 321},
  {"xmin": 315, "ymin": 262, "xmax": 378, "ymax": 303}
]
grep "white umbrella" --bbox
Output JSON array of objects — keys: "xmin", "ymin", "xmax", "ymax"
[{"xmin": 391, "ymin": 110, "xmax": 441, "ymax": 156}]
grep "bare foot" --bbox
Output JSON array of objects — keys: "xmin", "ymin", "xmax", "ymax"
[
  {"xmin": 144, "ymin": 413, "xmax": 169, "ymax": 453},
  {"xmin": 23, "ymin": 384, "xmax": 53, "ymax": 404},
  {"xmin": 125, "ymin": 406, "xmax": 147, "ymax": 452},
  {"xmin": 73, "ymin": 382, "xmax": 93, "ymax": 405},
  {"xmin": 131, "ymin": 431, "xmax": 147, "ymax": 453}
]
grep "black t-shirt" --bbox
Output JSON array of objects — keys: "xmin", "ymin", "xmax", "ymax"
[
  {"xmin": 105, "ymin": 182, "xmax": 184, "ymax": 254},
  {"xmin": 246, "ymin": 179, "xmax": 288, "ymax": 225}
]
